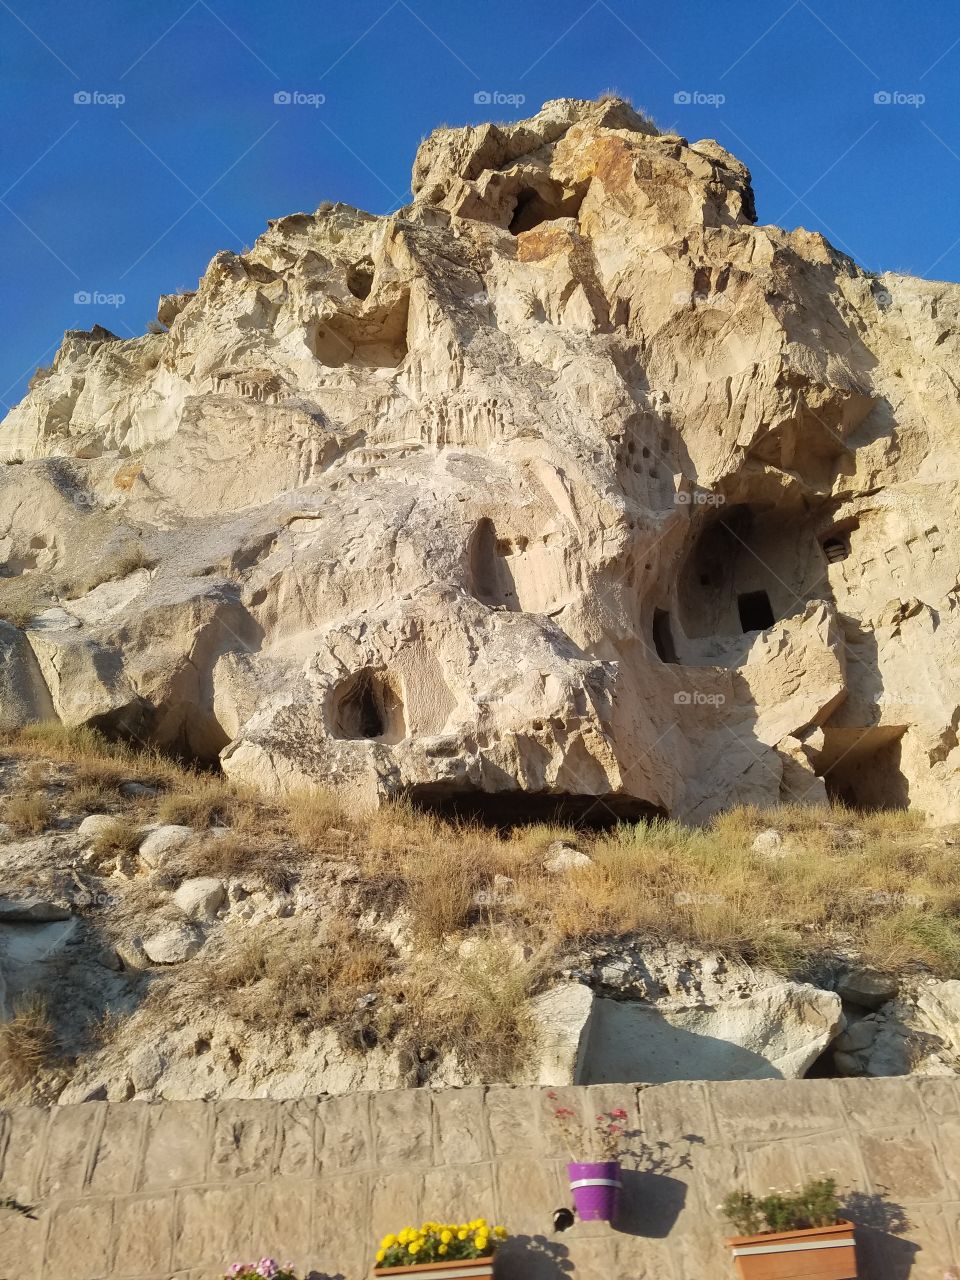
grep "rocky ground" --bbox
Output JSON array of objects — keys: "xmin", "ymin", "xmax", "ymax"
[{"xmin": 2, "ymin": 726, "xmax": 960, "ymax": 1104}]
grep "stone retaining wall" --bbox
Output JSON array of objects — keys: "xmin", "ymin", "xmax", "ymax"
[{"xmin": 2, "ymin": 1078, "xmax": 959, "ymax": 1279}]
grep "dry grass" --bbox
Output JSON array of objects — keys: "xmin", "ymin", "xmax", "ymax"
[
  {"xmin": 185, "ymin": 915, "xmax": 393, "ymax": 1032},
  {"xmin": 170, "ymin": 831, "xmax": 294, "ymax": 892},
  {"xmin": 0, "ymin": 604, "xmax": 37, "ymax": 629},
  {"xmin": 90, "ymin": 815, "xmax": 141, "ymax": 859},
  {"xmin": 3, "ymin": 792, "xmax": 52, "ymax": 836},
  {"xmin": 0, "ymin": 994, "xmax": 55, "ymax": 1096},
  {"xmin": 63, "ymin": 540, "xmax": 156, "ymax": 599}
]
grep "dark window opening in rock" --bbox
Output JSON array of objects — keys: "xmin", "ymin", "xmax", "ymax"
[
  {"xmin": 820, "ymin": 726, "xmax": 909, "ymax": 811},
  {"xmin": 822, "ymin": 535, "xmax": 850, "ymax": 564},
  {"xmin": 346, "ymin": 259, "xmax": 374, "ymax": 300},
  {"xmin": 508, "ymin": 182, "xmax": 585, "ymax": 235},
  {"xmin": 737, "ymin": 590, "xmax": 775, "ymax": 633},
  {"xmin": 652, "ymin": 609, "xmax": 678, "ymax": 664},
  {"xmin": 331, "ymin": 668, "xmax": 405, "ymax": 743},
  {"xmin": 468, "ymin": 517, "xmax": 519, "ymax": 611},
  {"xmin": 404, "ymin": 785, "xmax": 665, "ymax": 832}
]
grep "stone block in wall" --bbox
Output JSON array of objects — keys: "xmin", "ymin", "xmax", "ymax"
[
  {"xmin": 711, "ymin": 1080, "xmax": 841, "ymax": 1141},
  {"xmin": 743, "ymin": 1139, "xmax": 802, "ymax": 1193},
  {"xmin": 638, "ymin": 1080, "xmax": 717, "ymax": 1144},
  {"xmin": 210, "ymin": 1100, "xmax": 278, "ymax": 1181},
  {"xmin": 859, "ymin": 1129, "xmax": 948, "ymax": 1200},
  {"xmin": 88, "ymin": 1103, "xmax": 148, "ymax": 1195},
  {"xmin": 0, "ymin": 1210, "xmax": 42, "ymax": 1280},
  {"xmin": 43, "ymin": 1199, "xmax": 113, "ymax": 1280},
  {"xmin": 421, "ymin": 1162, "xmax": 497, "ymax": 1224},
  {"xmin": 318, "ymin": 1092, "xmax": 371, "ymax": 1173},
  {"xmin": 276, "ymin": 1099, "xmax": 316, "ymax": 1176},
  {"xmin": 834, "ymin": 1077, "xmax": 926, "ymax": 1130},
  {"xmin": 0, "ymin": 1106, "xmax": 47, "ymax": 1201},
  {"xmin": 918, "ymin": 1076, "xmax": 960, "ymax": 1120},
  {"xmin": 248, "ymin": 1179, "xmax": 313, "ymax": 1273},
  {"xmin": 486, "ymin": 1086, "xmax": 541, "ymax": 1157},
  {"xmin": 140, "ymin": 1102, "xmax": 210, "ymax": 1190},
  {"xmin": 494, "ymin": 1158, "xmax": 565, "ymax": 1236},
  {"xmin": 111, "ymin": 1193, "xmax": 176, "ymax": 1274},
  {"xmin": 434, "ymin": 1087, "xmax": 488, "ymax": 1165},
  {"xmin": 172, "ymin": 1183, "xmax": 251, "ymax": 1271},
  {"xmin": 788, "ymin": 1131, "xmax": 863, "ymax": 1186},
  {"xmin": 371, "ymin": 1088, "xmax": 434, "ymax": 1168},
  {"xmin": 312, "ymin": 1172, "xmax": 370, "ymax": 1279},
  {"xmin": 37, "ymin": 1103, "xmax": 102, "ymax": 1198},
  {"xmin": 370, "ymin": 1169, "xmax": 422, "ymax": 1239}
]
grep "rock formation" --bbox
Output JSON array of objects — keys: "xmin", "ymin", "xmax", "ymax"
[{"xmin": 2, "ymin": 96, "xmax": 960, "ymax": 822}]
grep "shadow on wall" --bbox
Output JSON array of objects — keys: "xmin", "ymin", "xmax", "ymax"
[
  {"xmin": 493, "ymin": 1236, "xmax": 572, "ymax": 1279},
  {"xmin": 841, "ymin": 1191, "xmax": 917, "ymax": 1280}
]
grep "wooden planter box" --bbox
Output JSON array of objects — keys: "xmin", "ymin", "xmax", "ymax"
[
  {"xmin": 726, "ymin": 1219, "xmax": 857, "ymax": 1279},
  {"xmin": 374, "ymin": 1257, "xmax": 495, "ymax": 1280}
]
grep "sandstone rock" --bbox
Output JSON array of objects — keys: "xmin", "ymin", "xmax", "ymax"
[
  {"xmin": 837, "ymin": 968, "xmax": 898, "ymax": 1010},
  {"xmin": 833, "ymin": 1017, "xmax": 879, "ymax": 1054},
  {"xmin": 142, "ymin": 924, "xmax": 203, "ymax": 965},
  {"xmin": 173, "ymin": 876, "xmax": 225, "ymax": 921},
  {"xmin": 2, "ymin": 97, "xmax": 959, "ymax": 822},
  {"xmin": 530, "ymin": 983, "xmax": 595, "ymax": 1085},
  {"xmin": 116, "ymin": 936, "xmax": 151, "ymax": 971},
  {"xmin": 752, "ymin": 829, "xmax": 783, "ymax": 855},
  {"xmin": 76, "ymin": 814, "xmax": 117, "ymax": 845},
  {"xmin": 543, "ymin": 842, "xmax": 592, "ymax": 872},
  {"xmin": 917, "ymin": 980, "xmax": 960, "ymax": 1058},
  {"xmin": 138, "ymin": 825, "xmax": 195, "ymax": 868},
  {"xmin": 579, "ymin": 982, "xmax": 842, "ymax": 1082},
  {"xmin": 0, "ymin": 895, "xmax": 70, "ymax": 922},
  {"xmin": 119, "ymin": 780, "xmax": 159, "ymax": 798}
]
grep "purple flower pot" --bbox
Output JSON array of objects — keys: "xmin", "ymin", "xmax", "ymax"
[{"xmin": 567, "ymin": 1160, "xmax": 622, "ymax": 1222}]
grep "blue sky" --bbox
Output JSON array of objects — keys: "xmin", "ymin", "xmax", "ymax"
[{"xmin": 2, "ymin": 0, "xmax": 958, "ymax": 410}]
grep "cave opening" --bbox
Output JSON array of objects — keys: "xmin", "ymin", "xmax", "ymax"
[
  {"xmin": 819, "ymin": 726, "xmax": 909, "ymax": 811},
  {"xmin": 404, "ymin": 786, "xmax": 665, "ymax": 832},
  {"xmin": 468, "ymin": 517, "xmax": 519, "ymax": 610},
  {"xmin": 652, "ymin": 609, "xmax": 679, "ymax": 663},
  {"xmin": 737, "ymin": 589, "xmax": 775, "ymax": 633},
  {"xmin": 507, "ymin": 182, "xmax": 586, "ymax": 235},
  {"xmin": 331, "ymin": 668, "xmax": 405, "ymax": 743},
  {"xmin": 346, "ymin": 259, "xmax": 374, "ymax": 300}
]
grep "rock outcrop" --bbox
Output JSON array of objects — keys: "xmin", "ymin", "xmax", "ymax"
[{"xmin": 2, "ymin": 97, "xmax": 960, "ymax": 821}]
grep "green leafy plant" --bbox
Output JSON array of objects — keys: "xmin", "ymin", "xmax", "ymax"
[{"xmin": 722, "ymin": 1177, "xmax": 842, "ymax": 1237}]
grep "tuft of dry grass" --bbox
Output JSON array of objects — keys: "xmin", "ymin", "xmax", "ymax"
[
  {"xmin": 0, "ymin": 994, "xmax": 55, "ymax": 1095},
  {"xmin": 3, "ymin": 792, "xmax": 53, "ymax": 836},
  {"xmin": 171, "ymin": 831, "xmax": 294, "ymax": 893},
  {"xmin": 90, "ymin": 815, "xmax": 141, "ymax": 859},
  {"xmin": 185, "ymin": 915, "xmax": 393, "ymax": 1032},
  {"xmin": 0, "ymin": 604, "xmax": 37, "ymax": 629},
  {"xmin": 64, "ymin": 540, "xmax": 156, "ymax": 599}
]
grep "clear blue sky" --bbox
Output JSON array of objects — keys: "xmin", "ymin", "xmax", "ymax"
[{"xmin": 2, "ymin": 0, "xmax": 958, "ymax": 411}]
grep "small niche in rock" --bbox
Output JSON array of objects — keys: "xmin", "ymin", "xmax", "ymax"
[
  {"xmin": 331, "ymin": 668, "xmax": 406, "ymax": 743},
  {"xmin": 820, "ymin": 725, "xmax": 909, "ymax": 810},
  {"xmin": 404, "ymin": 785, "xmax": 665, "ymax": 832},
  {"xmin": 821, "ymin": 527, "xmax": 854, "ymax": 564},
  {"xmin": 737, "ymin": 589, "xmax": 775, "ymax": 633},
  {"xmin": 508, "ymin": 181, "xmax": 586, "ymax": 235},
  {"xmin": 468, "ymin": 517, "xmax": 520, "ymax": 610},
  {"xmin": 346, "ymin": 258, "xmax": 374, "ymax": 300},
  {"xmin": 652, "ymin": 609, "xmax": 678, "ymax": 663},
  {"xmin": 312, "ymin": 290, "xmax": 409, "ymax": 369}
]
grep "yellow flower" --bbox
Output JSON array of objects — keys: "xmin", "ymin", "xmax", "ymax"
[
  {"xmin": 408, "ymin": 1242, "xmax": 421, "ymax": 1256},
  {"xmin": 438, "ymin": 1245, "xmax": 448, "ymax": 1256},
  {"xmin": 494, "ymin": 1226, "xmax": 507, "ymax": 1239},
  {"xmin": 381, "ymin": 1235, "xmax": 397, "ymax": 1249},
  {"xmin": 376, "ymin": 1250, "xmax": 385, "ymax": 1263},
  {"xmin": 457, "ymin": 1229, "xmax": 468, "ymax": 1241},
  {"xmin": 440, "ymin": 1230, "xmax": 453, "ymax": 1244},
  {"xmin": 476, "ymin": 1235, "xmax": 489, "ymax": 1254}
]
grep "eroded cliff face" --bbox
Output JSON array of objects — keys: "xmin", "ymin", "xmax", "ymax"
[{"xmin": 2, "ymin": 96, "xmax": 959, "ymax": 822}]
